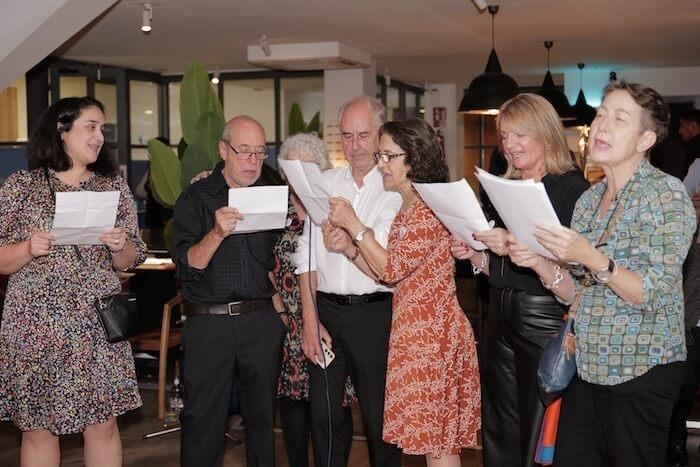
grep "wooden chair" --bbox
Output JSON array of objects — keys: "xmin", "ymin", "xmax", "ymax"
[{"xmin": 131, "ymin": 293, "xmax": 185, "ymax": 421}]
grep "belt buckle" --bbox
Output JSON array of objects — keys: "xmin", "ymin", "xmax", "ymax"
[{"xmin": 227, "ymin": 301, "xmax": 242, "ymax": 316}]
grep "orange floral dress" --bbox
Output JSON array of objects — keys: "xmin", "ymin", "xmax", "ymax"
[{"xmin": 379, "ymin": 199, "xmax": 481, "ymax": 457}]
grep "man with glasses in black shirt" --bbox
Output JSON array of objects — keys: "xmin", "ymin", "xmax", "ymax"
[{"xmin": 172, "ymin": 116, "xmax": 286, "ymax": 466}]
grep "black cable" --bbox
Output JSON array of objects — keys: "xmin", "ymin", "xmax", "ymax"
[{"xmin": 307, "ymin": 222, "xmax": 332, "ymax": 467}]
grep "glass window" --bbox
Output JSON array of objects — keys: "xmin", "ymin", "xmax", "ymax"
[
  {"xmin": 59, "ymin": 76, "xmax": 87, "ymax": 99},
  {"xmin": 95, "ymin": 82, "xmax": 118, "ymax": 143},
  {"xmin": 223, "ymin": 79, "xmax": 275, "ymax": 140},
  {"xmin": 405, "ymin": 90, "xmax": 417, "ymax": 118},
  {"xmin": 168, "ymin": 82, "xmax": 182, "ymax": 144},
  {"xmin": 387, "ymin": 87, "xmax": 400, "ymax": 121},
  {"xmin": 130, "ymin": 81, "xmax": 159, "ymax": 145},
  {"xmin": 280, "ymin": 76, "xmax": 324, "ymax": 140},
  {"xmin": 0, "ymin": 75, "xmax": 28, "ymax": 142}
]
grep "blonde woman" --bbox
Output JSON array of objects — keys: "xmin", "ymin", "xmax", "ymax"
[{"xmin": 451, "ymin": 94, "xmax": 589, "ymax": 467}]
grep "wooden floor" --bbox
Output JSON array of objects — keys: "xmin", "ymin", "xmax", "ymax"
[{"xmin": 0, "ymin": 388, "xmax": 483, "ymax": 466}]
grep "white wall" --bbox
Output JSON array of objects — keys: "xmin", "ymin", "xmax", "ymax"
[
  {"xmin": 423, "ymin": 83, "xmax": 464, "ymax": 182},
  {"xmin": 565, "ymin": 66, "xmax": 700, "ymax": 108},
  {"xmin": 0, "ymin": 0, "xmax": 118, "ymax": 90}
]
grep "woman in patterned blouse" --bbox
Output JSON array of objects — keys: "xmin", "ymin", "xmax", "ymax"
[
  {"xmin": 510, "ymin": 82, "xmax": 697, "ymax": 466},
  {"xmin": 273, "ymin": 132, "xmax": 356, "ymax": 467},
  {"xmin": 0, "ymin": 97, "xmax": 146, "ymax": 466}
]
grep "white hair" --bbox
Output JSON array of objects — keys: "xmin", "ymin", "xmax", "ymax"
[
  {"xmin": 278, "ymin": 132, "xmax": 332, "ymax": 171},
  {"xmin": 337, "ymin": 95, "xmax": 386, "ymax": 131}
]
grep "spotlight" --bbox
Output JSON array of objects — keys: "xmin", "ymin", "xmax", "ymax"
[
  {"xmin": 472, "ymin": 0, "xmax": 488, "ymax": 11},
  {"xmin": 260, "ymin": 35, "xmax": 271, "ymax": 57},
  {"xmin": 384, "ymin": 68, "xmax": 391, "ymax": 87},
  {"xmin": 211, "ymin": 72, "xmax": 220, "ymax": 85},
  {"xmin": 141, "ymin": 3, "xmax": 152, "ymax": 33}
]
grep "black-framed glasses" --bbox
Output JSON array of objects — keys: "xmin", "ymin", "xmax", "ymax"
[
  {"xmin": 222, "ymin": 139, "xmax": 269, "ymax": 161},
  {"xmin": 373, "ymin": 151, "xmax": 406, "ymax": 164}
]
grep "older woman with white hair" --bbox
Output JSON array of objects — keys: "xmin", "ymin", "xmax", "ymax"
[{"xmin": 273, "ymin": 132, "xmax": 355, "ymax": 467}]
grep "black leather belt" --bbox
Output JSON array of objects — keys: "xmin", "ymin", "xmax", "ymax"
[
  {"xmin": 188, "ymin": 298, "xmax": 271, "ymax": 316},
  {"xmin": 317, "ymin": 291, "xmax": 392, "ymax": 306}
]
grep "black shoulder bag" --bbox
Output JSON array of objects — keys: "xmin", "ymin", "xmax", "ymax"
[{"xmin": 44, "ymin": 167, "xmax": 138, "ymax": 343}]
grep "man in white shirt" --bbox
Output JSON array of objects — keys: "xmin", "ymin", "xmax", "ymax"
[{"xmin": 294, "ymin": 96, "xmax": 402, "ymax": 467}]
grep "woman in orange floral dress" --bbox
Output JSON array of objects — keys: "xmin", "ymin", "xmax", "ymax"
[{"xmin": 326, "ymin": 118, "xmax": 481, "ymax": 466}]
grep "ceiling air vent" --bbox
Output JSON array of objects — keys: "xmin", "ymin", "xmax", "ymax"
[{"xmin": 247, "ymin": 41, "xmax": 371, "ymax": 71}]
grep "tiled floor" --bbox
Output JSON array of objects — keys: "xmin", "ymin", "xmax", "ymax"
[
  {"xmin": 0, "ymin": 388, "xmax": 483, "ymax": 466},
  {"xmin": 3, "ymin": 386, "xmax": 700, "ymax": 466}
]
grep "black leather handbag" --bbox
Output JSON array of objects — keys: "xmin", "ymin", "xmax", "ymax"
[{"xmin": 94, "ymin": 293, "xmax": 139, "ymax": 343}]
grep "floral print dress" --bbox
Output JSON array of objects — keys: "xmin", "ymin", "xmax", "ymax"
[
  {"xmin": 380, "ymin": 199, "xmax": 481, "ymax": 456},
  {"xmin": 0, "ymin": 169, "xmax": 146, "ymax": 435},
  {"xmin": 273, "ymin": 201, "xmax": 355, "ymax": 404}
]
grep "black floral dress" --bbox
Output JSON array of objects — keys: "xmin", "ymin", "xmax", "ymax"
[
  {"xmin": 0, "ymin": 169, "xmax": 146, "ymax": 435},
  {"xmin": 273, "ymin": 201, "xmax": 355, "ymax": 404}
]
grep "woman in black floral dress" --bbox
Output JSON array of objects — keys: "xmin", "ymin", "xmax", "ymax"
[
  {"xmin": 273, "ymin": 133, "xmax": 355, "ymax": 467},
  {"xmin": 0, "ymin": 97, "xmax": 146, "ymax": 467}
]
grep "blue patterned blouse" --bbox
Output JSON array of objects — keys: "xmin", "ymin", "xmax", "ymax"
[{"xmin": 571, "ymin": 158, "xmax": 696, "ymax": 385}]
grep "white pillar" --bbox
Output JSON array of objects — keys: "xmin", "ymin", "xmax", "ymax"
[
  {"xmin": 323, "ymin": 64, "xmax": 377, "ymax": 166},
  {"xmin": 423, "ymin": 83, "xmax": 464, "ymax": 181}
]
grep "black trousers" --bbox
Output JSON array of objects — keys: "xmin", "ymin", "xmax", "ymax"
[
  {"xmin": 180, "ymin": 305, "xmax": 286, "ymax": 467},
  {"xmin": 308, "ymin": 293, "xmax": 400, "ymax": 467},
  {"xmin": 668, "ymin": 328, "xmax": 700, "ymax": 452},
  {"xmin": 279, "ymin": 398, "xmax": 354, "ymax": 467},
  {"xmin": 481, "ymin": 287, "xmax": 565, "ymax": 467},
  {"xmin": 554, "ymin": 362, "xmax": 685, "ymax": 467}
]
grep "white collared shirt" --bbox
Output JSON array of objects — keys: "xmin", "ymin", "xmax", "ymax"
[{"xmin": 293, "ymin": 165, "xmax": 402, "ymax": 295}]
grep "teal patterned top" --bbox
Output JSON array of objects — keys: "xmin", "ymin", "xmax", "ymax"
[{"xmin": 571, "ymin": 158, "xmax": 696, "ymax": 385}]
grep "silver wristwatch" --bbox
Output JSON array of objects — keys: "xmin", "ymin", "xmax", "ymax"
[
  {"xmin": 353, "ymin": 225, "xmax": 369, "ymax": 243},
  {"xmin": 592, "ymin": 257, "xmax": 616, "ymax": 283}
]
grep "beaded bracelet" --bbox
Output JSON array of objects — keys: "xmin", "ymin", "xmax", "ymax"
[
  {"xmin": 472, "ymin": 251, "xmax": 488, "ymax": 275},
  {"xmin": 540, "ymin": 263, "xmax": 564, "ymax": 290}
]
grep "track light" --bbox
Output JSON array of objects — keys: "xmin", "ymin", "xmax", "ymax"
[
  {"xmin": 211, "ymin": 72, "xmax": 220, "ymax": 85},
  {"xmin": 260, "ymin": 35, "xmax": 271, "ymax": 57},
  {"xmin": 472, "ymin": 0, "xmax": 488, "ymax": 11},
  {"xmin": 384, "ymin": 68, "xmax": 391, "ymax": 87},
  {"xmin": 141, "ymin": 3, "xmax": 152, "ymax": 33}
]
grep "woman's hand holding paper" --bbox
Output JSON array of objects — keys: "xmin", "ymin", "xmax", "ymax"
[
  {"xmin": 534, "ymin": 224, "xmax": 595, "ymax": 265},
  {"xmin": 474, "ymin": 227, "xmax": 511, "ymax": 256}
]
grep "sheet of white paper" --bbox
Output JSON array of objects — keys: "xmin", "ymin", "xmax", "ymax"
[
  {"xmin": 228, "ymin": 186, "xmax": 289, "ymax": 233},
  {"xmin": 278, "ymin": 159, "xmax": 331, "ymax": 224},
  {"xmin": 51, "ymin": 191, "xmax": 120, "ymax": 245},
  {"xmin": 475, "ymin": 167, "xmax": 561, "ymax": 259},
  {"xmin": 413, "ymin": 179, "xmax": 489, "ymax": 250}
]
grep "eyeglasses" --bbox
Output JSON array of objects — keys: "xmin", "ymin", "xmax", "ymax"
[
  {"xmin": 373, "ymin": 151, "xmax": 406, "ymax": 164},
  {"xmin": 222, "ymin": 139, "xmax": 268, "ymax": 161}
]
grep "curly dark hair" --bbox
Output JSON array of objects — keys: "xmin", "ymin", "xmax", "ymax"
[
  {"xmin": 379, "ymin": 118, "xmax": 449, "ymax": 183},
  {"xmin": 28, "ymin": 96, "xmax": 118, "ymax": 176}
]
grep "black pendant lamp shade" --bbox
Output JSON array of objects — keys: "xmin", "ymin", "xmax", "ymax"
[
  {"xmin": 459, "ymin": 5, "xmax": 519, "ymax": 115},
  {"xmin": 536, "ymin": 42, "xmax": 575, "ymax": 121},
  {"xmin": 566, "ymin": 63, "xmax": 596, "ymax": 127}
]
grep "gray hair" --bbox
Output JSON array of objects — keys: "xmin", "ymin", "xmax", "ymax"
[
  {"xmin": 337, "ymin": 96, "xmax": 386, "ymax": 131},
  {"xmin": 278, "ymin": 132, "xmax": 332, "ymax": 171}
]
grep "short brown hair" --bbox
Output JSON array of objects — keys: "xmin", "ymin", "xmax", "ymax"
[{"xmin": 602, "ymin": 81, "xmax": 670, "ymax": 144}]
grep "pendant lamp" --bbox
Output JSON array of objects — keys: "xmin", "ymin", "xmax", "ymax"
[
  {"xmin": 459, "ymin": 5, "xmax": 519, "ymax": 115},
  {"xmin": 566, "ymin": 62, "xmax": 596, "ymax": 127},
  {"xmin": 537, "ymin": 41, "xmax": 575, "ymax": 121}
]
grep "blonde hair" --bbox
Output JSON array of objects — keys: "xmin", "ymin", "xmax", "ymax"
[{"xmin": 497, "ymin": 93, "xmax": 576, "ymax": 179}]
